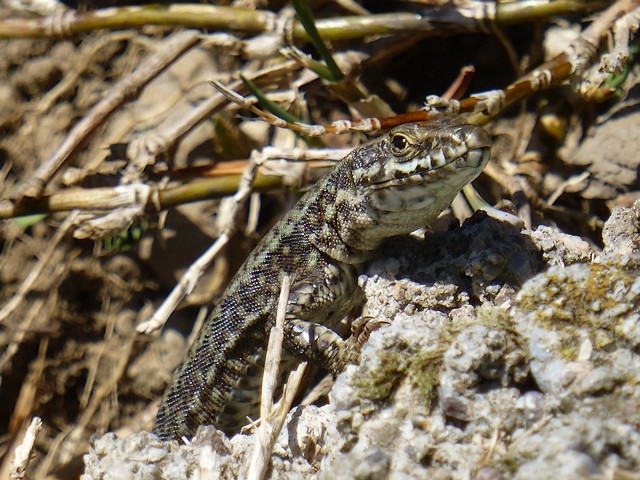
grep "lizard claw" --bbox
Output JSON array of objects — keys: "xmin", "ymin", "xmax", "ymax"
[
  {"xmin": 333, "ymin": 317, "xmax": 389, "ymax": 373},
  {"xmin": 350, "ymin": 316, "xmax": 390, "ymax": 348}
]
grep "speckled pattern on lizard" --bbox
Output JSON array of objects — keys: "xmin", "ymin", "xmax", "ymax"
[{"xmin": 153, "ymin": 120, "xmax": 492, "ymax": 441}]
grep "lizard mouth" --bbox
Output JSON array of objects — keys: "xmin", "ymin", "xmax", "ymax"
[{"xmin": 369, "ymin": 145, "xmax": 491, "ymax": 189}]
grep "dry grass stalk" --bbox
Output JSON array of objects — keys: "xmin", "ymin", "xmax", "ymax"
[
  {"xmin": 0, "ymin": 211, "xmax": 77, "ymax": 324},
  {"xmin": 0, "ymin": 2, "xmax": 607, "ymax": 41},
  {"xmin": 34, "ymin": 333, "xmax": 136, "ymax": 478},
  {"xmin": 246, "ymin": 274, "xmax": 309, "ymax": 480},
  {"xmin": 19, "ymin": 29, "xmax": 200, "ymax": 199}
]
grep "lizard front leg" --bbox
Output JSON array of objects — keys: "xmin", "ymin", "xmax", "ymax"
[{"xmin": 279, "ymin": 255, "xmax": 364, "ymax": 375}]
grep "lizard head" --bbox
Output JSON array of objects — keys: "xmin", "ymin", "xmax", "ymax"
[
  {"xmin": 360, "ymin": 121, "xmax": 491, "ymax": 203},
  {"xmin": 364, "ymin": 121, "xmax": 489, "ymax": 208},
  {"xmin": 310, "ymin": 120, "xmax": 492, "ymax": 259},
  {"xmin": 343, "ymin": 121, "xmax": 491, "ymax": 247}
]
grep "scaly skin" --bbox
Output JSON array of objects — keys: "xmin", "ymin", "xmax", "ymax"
[{"xmin": 153, "ymin": 120, "xmax": 491, "ymax": 440}]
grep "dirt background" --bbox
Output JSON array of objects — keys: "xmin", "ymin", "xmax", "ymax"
[{"xmin": 0, "ymin": 1, "xmax": 638, "ymax": 478}]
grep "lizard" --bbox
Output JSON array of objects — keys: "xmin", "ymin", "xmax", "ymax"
[{"xmin": 153, "ymin": 119, "xmax": 491, "ymax": 441}]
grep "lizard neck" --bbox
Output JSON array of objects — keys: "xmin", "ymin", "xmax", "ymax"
[{"xmin": 305, "ymin": 164, "xmax": 381, "ymax": 264}]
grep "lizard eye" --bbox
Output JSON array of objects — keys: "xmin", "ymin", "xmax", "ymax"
[{"xmin": 389, "ymin": 132, "xmax": 412, "ymax": 157}]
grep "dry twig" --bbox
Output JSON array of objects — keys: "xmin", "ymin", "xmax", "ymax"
[
  {"xmin": 212, "ymin": 0, "xmax": 638, "ymax": 135},
  {"xmin": 9, "ymin": 417, "xmax": 42, "ymax": 480},
  {"xmin": 19, "ymin": 29, "xmax": 200, "ymax": 198},
  {"xmin": 0, "ymin": 2, "xmax": 607, "ymax": 41},
  {"xmin": 0, "ymin": 211, "xmax": 78, "ymax": 324}
]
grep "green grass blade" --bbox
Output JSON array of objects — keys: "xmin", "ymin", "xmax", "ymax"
[
  {"xmin": 240, "ymin": 75, "xmax": 324, "ymax": 147},
  {"xmin": 241, "ymin": 75, "xmax": 304, "ymax": 124},
  {"xmin": 291, "ymin": 0, "xmax": 344, "ymax": 82}
]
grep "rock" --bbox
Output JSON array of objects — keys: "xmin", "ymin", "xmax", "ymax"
[{"xmin": 83, "ymin": 201, "xmax": 640, "ymax": 479}]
